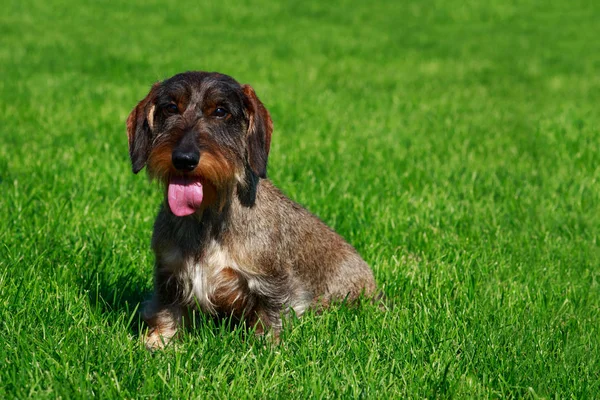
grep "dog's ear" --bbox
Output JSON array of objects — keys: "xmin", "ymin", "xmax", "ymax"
[
  {"xmin": 126, "ymin": 83, "xmax": 159, "ymax": 174},
  {"xmin": 242, "ymin": 84, "xmax": 272, "ymax": 179}
]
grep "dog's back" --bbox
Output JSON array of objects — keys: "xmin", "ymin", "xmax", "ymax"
[{"xmin": 231, "ymin": 179, "xmax": 376, "ymax": 306}]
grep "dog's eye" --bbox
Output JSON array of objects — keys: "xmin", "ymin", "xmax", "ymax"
[
  {"xmin": 212, "ymin": 107, "xmax": 229, "ymax": 118},
  {"xmin": 164, "ymin": 103, "xmax": 179, "ymax": 114}
]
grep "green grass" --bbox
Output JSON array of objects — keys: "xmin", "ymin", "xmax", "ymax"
[{"xmin": 1, "ymin": 0, "xmax": 599, "ymax": 397}]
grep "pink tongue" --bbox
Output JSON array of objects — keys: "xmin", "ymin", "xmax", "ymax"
[{"xmin": 167, "ymin": 176, "xmax": 204, "ymax": 217}]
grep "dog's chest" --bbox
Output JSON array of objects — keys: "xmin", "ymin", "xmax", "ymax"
[{"xmin": 159, "ymin": 240, "xmax": 242, "ymax": 313}]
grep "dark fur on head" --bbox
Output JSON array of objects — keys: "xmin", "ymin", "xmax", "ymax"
[
  {"xmin": 126, "ymin": 71, "xmax": 376, "ymax": 349},
  {"xmin": 127, "ymin": 72, "xmax": 272, "ymax": 208}
]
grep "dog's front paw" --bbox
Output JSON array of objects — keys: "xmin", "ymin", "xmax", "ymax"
[{"xmin": 144, "ymin": 328, "xmax": 176, "ymax": 351}]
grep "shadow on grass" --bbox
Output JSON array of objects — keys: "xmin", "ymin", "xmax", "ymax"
[{"xmin": 79, "ymin": 265, "xmax": 150, "ymax": 335}]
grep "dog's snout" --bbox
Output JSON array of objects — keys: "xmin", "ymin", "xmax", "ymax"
[
  {"xmin": 172, "ymin": 131, "xmax": 200, "ymax": 171},
  {"xmin": 172, "ymin": 150, "xmax": 200, "ymax": 171}
]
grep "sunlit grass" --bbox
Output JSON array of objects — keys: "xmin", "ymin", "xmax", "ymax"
[{"xmin": 0, "ymin": 0, "xmax": 599, "ymax": 397}]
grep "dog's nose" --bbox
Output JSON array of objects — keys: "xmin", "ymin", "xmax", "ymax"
[{"xmin": 172, "ymin": 151, "xmax": 200, "ymax": 171}]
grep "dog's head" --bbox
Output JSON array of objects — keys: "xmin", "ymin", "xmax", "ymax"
[{"xmin": 126, "ymin": 71, "xmax": 273, "ymax": 215}]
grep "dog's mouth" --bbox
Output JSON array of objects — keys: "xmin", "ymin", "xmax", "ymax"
[{"xmin": 167, "ymin": 175, "xmax": 204, "ymax": 217}]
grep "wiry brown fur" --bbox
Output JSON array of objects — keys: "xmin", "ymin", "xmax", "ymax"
[{"xmin": 126, "ymin": 71, "xmax": 376, "ymax": 349}]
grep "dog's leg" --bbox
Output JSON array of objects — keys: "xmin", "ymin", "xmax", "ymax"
[
  {"xmin": 244, "ymin": 274, "xmax": 305, "ymax": 340},
  {"xmin": 246, "ymin": 303, "xmax": 280, "ymax": 338},
  {"xmin": 142, "ymin": 296, "xmax": 183, "ymax": 350}
]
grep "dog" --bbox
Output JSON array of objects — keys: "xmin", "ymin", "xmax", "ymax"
[{"xmin": 126, "ymin": 71, "xmax": 377, "ymax": 349}]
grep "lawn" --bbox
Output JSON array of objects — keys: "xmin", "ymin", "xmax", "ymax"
[{"xmin": 1, "ymin": 0, "xmax": 599, "ymax": 397}]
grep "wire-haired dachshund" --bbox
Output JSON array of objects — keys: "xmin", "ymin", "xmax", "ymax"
[{"xmin": 126, "ymin": 71, "xmax": 377, "ymax": 349}]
